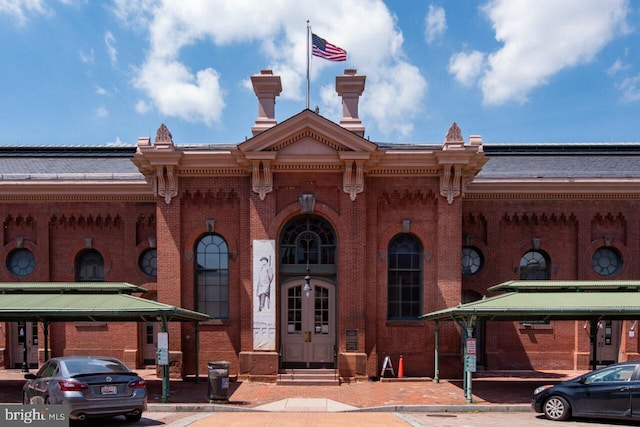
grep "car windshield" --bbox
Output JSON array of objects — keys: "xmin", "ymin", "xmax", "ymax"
[{"xmin": 64, "ymin": 359, "xmax": 129, "ymax": 375}]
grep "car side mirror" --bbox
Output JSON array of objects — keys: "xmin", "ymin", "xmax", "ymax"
[
  {"xmin": 578, "ymin": 377, "xmax": 587, "ymax": 384},
  {"xmin": 24, "ymin": 373, "xmax": 37, "ymax": 380}
]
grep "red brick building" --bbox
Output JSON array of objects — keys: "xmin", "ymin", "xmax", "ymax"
[{"xmin": 1, "ymin": 69, "xmax": 639, "ymax": 380}]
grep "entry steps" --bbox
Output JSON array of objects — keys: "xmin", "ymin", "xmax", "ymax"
[{"xmin": 277, "ymin": 368, "xmax": 339, "ymax": 386}]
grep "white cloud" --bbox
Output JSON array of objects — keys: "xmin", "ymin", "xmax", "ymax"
[
  {"xmin": 456, "ymin": 0, "xmax": 631, "ymax": 105},
  {"xmin": 0, "ymin": 0, "xmax": 50, "ymax": 25},
  {"xmin": 607, "ymin": 59, "xmax": 628, "ymax": 76},
  {"xmin": 618, "ymin": 74, "xmax": 640, "ymax": 102},
  {"xmin": 424, "ymin": 5, "xmax": 446, "ymax": 44},
  {"xmin": 96, "ymin": 86, "xmax": 107, "ymax": 95},
  {"xmin": 133, "ymin": 57, "xmax": 225, "ymax": 124},
  {"xmin": 105, "ymin": 31, "xmax": 117, "ymax": 66},
  {"xmin": 124, "ymin": 0, "xmax": 426, "ymax": 137},
  {"xmin": 95, "ymin": 106, "xmax": 109, "ymax": 118},
  {"xmin": 448, "ymin": 51, "xmax": 485, "ymax": 86},
  {"xmin": 105, "ymin": 136, "xmax": 132, "ymax": 146},
  {"xmin": 79, "ymin": 48, "xmax": 94, "ymax": 64},
  {"xmin": 135, "ymin": 99, "xmax": 150, "ymax": 114}
]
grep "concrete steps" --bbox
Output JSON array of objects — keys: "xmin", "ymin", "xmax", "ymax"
[{"xmin": 277, "ymin": 368, "xmax": 339, "ymax": 386}]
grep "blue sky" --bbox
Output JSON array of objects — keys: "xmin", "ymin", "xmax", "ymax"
[{"xmin": 1, "ymin": 0, "xmax": 638, "ymax": 146}]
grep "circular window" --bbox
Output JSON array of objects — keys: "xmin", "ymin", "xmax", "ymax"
[
  {"xmin": 7, "ymin": 248, "xmax": 35, "ymax": 277},
  {"xmin": 139, "ymin": 248, "xmax": 157, "ymax": 277},
  {"xmin": 592, "ymin": 247, "xmax": 622, "ymax": 276},
  {"xmin": 462, "ymin": 247, "xmax": 483, "ymax": 276}
]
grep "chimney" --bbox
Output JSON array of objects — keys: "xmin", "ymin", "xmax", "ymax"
[
  {"xmin": 335, "ymin": 69, "xmax": 366, "ymax": 136},
  {"xmin": 251, "ymin": 69, "xmax": 282, "ymax": 136}
]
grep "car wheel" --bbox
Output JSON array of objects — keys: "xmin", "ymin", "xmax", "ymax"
[
  {"xmin": 543, "ymin": 395, "xmax": 571, "ymax": 421},
  {"xmin": 125, "ymin": 412, "xmax": 143, "ymax": 422}
]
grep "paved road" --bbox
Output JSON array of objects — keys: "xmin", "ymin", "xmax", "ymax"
[{"xmin": 78, "ymin": 411, "xmax": 640, "ymax": 427}]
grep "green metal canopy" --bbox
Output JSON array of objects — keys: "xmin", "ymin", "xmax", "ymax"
[
  {"xmin": 0, "ymin": 292, "xmax": 209, "ymax": 322},
  {"xmin": 421, "ymin": 290, "xmax": 640, "ymax": 322},
  {"xmin": 420, "ymin": 280, "xmax": 640, "ymax": 402},
  {"xmin": 0, "ymin": 282, "xmax": 209, "ymax": 322},
  {"xmin": 421, "ymin": 280, "xmax": 640, "ymax": 322}
]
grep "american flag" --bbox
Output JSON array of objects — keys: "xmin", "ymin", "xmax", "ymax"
[{"xmin": 311, "ymin": 33, "xmax": 347, "ymax": 61}]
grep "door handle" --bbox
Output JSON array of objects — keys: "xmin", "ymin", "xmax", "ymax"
[{"xmin": 619, "ymin": 387, "xmax": 630, "ymax": 391}]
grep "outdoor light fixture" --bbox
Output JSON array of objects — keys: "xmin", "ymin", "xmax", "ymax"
[{"xmin": 303, "ymin": 266, "xmax": 312, "ymax": 298}]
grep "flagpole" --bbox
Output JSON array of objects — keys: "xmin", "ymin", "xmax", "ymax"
[{"xmin": 306, "ymin": 20, "xmax": 310, "ymax": 110}]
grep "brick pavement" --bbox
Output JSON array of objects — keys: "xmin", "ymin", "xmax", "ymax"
[{"xmin": 0, "ymin": 368, "xmax": 586, "ymax": 409}]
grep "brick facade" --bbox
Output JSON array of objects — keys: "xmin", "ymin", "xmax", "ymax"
[{"xmin": 1, "ymin": 70, "xmax": 638, "ymax": 381}]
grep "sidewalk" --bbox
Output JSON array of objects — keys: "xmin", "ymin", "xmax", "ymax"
[{"xmin": 0, "ymin": 368, "xmax": 585, "ymax": 413}]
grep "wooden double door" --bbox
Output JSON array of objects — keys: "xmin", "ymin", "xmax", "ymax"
[{"xmin": 280, "ymin": 280, "xmax": 335, "ymax": 368}]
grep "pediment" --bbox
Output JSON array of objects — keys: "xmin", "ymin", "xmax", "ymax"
[{"xmin": 238, "ymin": 109, "xmax": 377, "ymax": 156}]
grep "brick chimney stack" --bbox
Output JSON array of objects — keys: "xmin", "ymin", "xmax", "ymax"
[
  {"xmin": 335, "ymin": 69, "xmax": 366, "ymax": 137},
  {"xmin": 251, "ymin": 69, "xmax": 282, "ymax": 136}
]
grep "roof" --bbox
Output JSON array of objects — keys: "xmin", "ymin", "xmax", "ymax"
[
  {"xmin": 421, "ymin": 291, "xmax": 640, "ymax": 322},
  {"xmin": 488, "ymin": 280, "xmax": 640, "ymax": 292},
  {"xmin": 0, "ymin": 282, "xmax": 147, "ymax": 293},
  {"xmin": 421, "ymin": 280, "xmax": 640, "ymax": 323},
  {"xmin": 0, "ymin": 293, "xmax": 209, "ymax": 322}
]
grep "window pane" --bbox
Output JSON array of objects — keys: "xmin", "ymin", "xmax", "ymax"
[
  {"xmin": 195, "ymin": 234, "xmax": 229, "ymax": 319},
  {"xmin": 387, "ymin": 234, "xmax": 422, "ymax": 320}
]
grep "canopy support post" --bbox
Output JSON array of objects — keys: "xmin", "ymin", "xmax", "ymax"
[
  {"xmin": 453, "ymin": 315, "xmax": 476, "ymax": 403},
  {"xmin": 590, "ymin": 319, "xmax": 599, "ymax": 371},
  {"xmin": 161, "ymin": 315, "xmax": 170, "ymax": 403},
  {"xmin": 434, "ymin": 321, "xmax": 440, "ymax": 383},
  {"xmin": 194, "ymin": 321, "xmax": 200, "ymax": 383},
  {"xmin": 43, "ymin": 321, "xmax": 49, "ymax": 362}
]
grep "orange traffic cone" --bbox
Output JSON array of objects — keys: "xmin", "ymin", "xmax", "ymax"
[{"xmin": 398, "ymin": 355, "xmax": 404, "ymax": 378}]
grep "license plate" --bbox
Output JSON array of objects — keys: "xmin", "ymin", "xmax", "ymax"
[{"xmin": 100, "ymin": 385, "xmax": 118, "ymax": 395}]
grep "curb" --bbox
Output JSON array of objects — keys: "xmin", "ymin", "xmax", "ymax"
[{"xmin": 147, "ymin": 403, "xmax": 533, "ymax": 413}]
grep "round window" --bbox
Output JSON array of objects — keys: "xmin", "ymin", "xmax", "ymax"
[
  {"xmin": 139, "ymin": 248, "xmax": 157, "ymax": 277},
  {"xmin": 592, "ymin": 247, "xmax": 622, "ymax": 276},
  {"xmin": 7, "ymin": 248, "xmax": 35, "ymax": 277},
  {"xmin": 462, "ymin": 246, "xmax": 483, "ymax": 276}
]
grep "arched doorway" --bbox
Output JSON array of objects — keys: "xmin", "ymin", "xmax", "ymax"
[{"xmin": 279, "ymin": 215, "xmax": 337, "ymax": 369}]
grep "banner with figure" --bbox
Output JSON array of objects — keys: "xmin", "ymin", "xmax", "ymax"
[{"xmin": 253, "ymin": 240, "xmax": 276, "ymax": 350}]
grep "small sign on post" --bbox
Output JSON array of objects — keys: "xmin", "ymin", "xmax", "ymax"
[
  {"xmin": 465, "ymin": 338, "xmax": 477, "ymax": 372},
  {"xmin": 157, "ymin": 332, "xmax": 169, "ymax": 366}
]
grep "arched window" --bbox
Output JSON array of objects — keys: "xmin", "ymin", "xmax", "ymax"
[
  {"xmin": 279, "ymin": 215, "xmax": 337, "ymax": 278},
  {"xmin": 75, "ymin": 249, "xmax": 104, "ymax": 281},
  {"xmin": 195, "ymin": 234, "xmax": 229, "ymax": 319},
  {"xmin": 388, "ymin": 234, "xmax": 422, "ymax": 320},
  {"xmin": 519, "ymin": 250, "xmax": 550, "ymax": 280}
]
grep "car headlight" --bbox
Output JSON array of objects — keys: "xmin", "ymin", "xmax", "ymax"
[{"xmin": 533, "ymin": 385, "xmax": 553, "ymax": 395}]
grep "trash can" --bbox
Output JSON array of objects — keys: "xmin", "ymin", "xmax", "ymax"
[{"xmin": 207, "ymin": 361, "xmax": 230, "ymax": 401}]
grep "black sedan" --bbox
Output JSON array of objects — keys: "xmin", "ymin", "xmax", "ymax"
[
  {"xmin": 532, "ymin": 361, "xmax": 640, "ymax": 422},
  {"xmin": 23, "ymin": 356, "xmax": 147, "ymax": 422}
]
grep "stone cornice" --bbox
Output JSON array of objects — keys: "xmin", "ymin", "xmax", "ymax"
[
  {"xmin": 465, "ymin": 178, "xmax": 640, "ymax": 200},
  {"xmin": 0, "ymin": 181, "xmax": 154, "ymax": 202}
]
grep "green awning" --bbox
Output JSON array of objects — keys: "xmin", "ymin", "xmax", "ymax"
[
  {"xmin": 421, "ymin": 290, "xmax": 640, "ymax": 322},
  {"xmin": 0, "ymin": 282, "xmax": 147, "ymax": 293},
  {"xmin": 488, "ymin": 280, "xmax": 640, "ymax": 292},
  {"xmin": 0, "ymin": 292, "xmax": 209, "ymax": 322}
]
